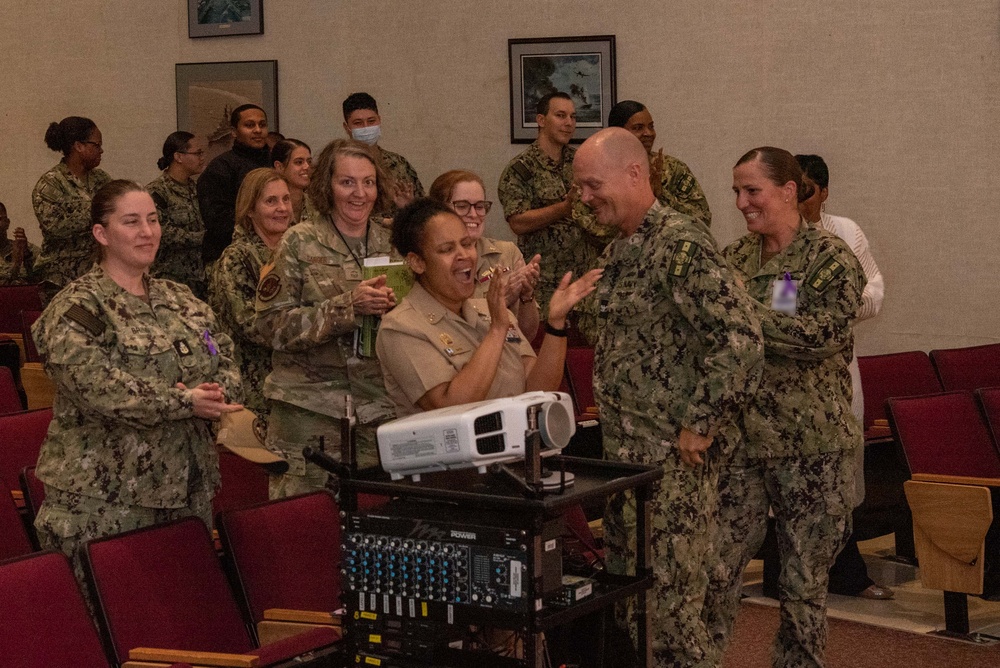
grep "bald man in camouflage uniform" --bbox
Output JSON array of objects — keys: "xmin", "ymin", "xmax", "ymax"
[
  {"xmin": 30, "ymin": 265, "xmax": 240, "ymax": 581},
  {"xmin": 498, "ymin": 93, "xmax": 614, "ymax": 342},
  {"xmin": 705, "ymin": 222, "xmax": 865, "ymax": 668},
  {"xmin": 255, "ymin": 216, "xmax": 398, "ymax": 498},
  {"xmin": 574, "ymin": 128, "xmax": 764, "ymax": 668},
  {"xmin": 32, "ymin": 162, "xmax": 111, "ymax": 296},
  {"xmin": 208, "ymin": 224, "xmax": 274, "ymax": 417},
  {"xmin": 148, "ymin": 171, "xmax": 207, "ymax": 298}
]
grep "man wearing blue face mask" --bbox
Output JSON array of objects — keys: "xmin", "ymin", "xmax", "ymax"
[{"xmin": 342, "ymin": 92, "xmax": 424, "ymax": 220}]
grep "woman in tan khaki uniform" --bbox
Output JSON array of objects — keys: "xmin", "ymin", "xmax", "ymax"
[{"xmin": 376, "ymin": 199, "xmax": 600, "ymax": 418}]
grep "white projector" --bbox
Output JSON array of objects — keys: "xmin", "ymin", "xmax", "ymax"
[{"xmin": 377, "ymin": 391, "xmax": 576, "ymax": 481}]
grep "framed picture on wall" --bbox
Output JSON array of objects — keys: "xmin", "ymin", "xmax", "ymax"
[
  {"xmin": 508, "ymin": 35, "xmax": 616, "ymax": 144},
  {"xmin": 176, "ymin": 60, "xmax": 278, "ymax": 163},
  {"xmin": 188, "ymin": 0, "xmax": 264, "ymax": 38}
]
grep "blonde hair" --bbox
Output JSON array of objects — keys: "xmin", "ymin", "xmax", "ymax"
[{"xmin": 234, "ymin": 168, "xmax": 288, "ymax": 232}]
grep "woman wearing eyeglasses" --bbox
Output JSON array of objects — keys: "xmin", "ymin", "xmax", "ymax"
[
  {"xmin": 429, "ymin": 170, "xmax": 541, "ymax": 340},
  {"xmin": 147, "ymin": 131, "xmax": 209, "ymax": 298},
  {"xmin": 32, "ymin": 116, "xmax": 112, "ymax": 301}
]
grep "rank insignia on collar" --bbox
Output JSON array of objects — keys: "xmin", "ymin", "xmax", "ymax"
[
  {"xmin": 439, "ymin": 333, "xmax": 454, "ymax": 347},
  {"xmin": 173, "ymin": 339, "xmax": 192, "ymax": 356},
  {"xmin": 505, "ymin": 326, "xmax": 521, "ymax": 343},
  {"xmin": 808, "ymin": 259, "xmax": 845, "ymax": 293}
]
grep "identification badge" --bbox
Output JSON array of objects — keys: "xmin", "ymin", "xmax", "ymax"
[{"xmin": 771, "ymin": 272, "xmax": 798, "ymax": 315}]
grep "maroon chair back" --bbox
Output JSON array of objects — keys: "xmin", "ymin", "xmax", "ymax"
[
  {"xmin": 20, "ymin": 309, "xmax": 43, "ymax": 363},
  {"xmin": 0, "ymin": 475, "xmax": 34, "ymax": 561},
  {"xmin": 82, "ymin": 516, "xmax": 255, "ymax": 665},
  {"xmin": 975, "ymin": 387, "xmax": 1000, "ymax": 452},
  {"xmin": 857, "ymin": 351, "xmax": 942, "ymax": 434},
  {"xmin": 0, "ymin": 285, "xmax": 43, "ymax": 333},
  {"xmin": 930, "ymin": 343, "xmax": 1000, "ymax": 392},
  {"xmin": 0, "ymin": 365, "xmax": 22, "ymax": 415},
  {"xmin": 212, "ymin": 449, "xmax": 271, "ymax": 516},
  {"xmin": 565, "ymin": 347, "xmax": 596, "ymax": 418},
  {"xmin": 0, "ymin": 408, "xmax": 53, "ymax": 498},
  {"xmin": 0, "ymin": 551, "xmax": 109, "ymax": 668},
  {"xmin": 217, "ymin": 491, "xmax": 342, "ymax": 627},
  {"xmin": 19, "ymin": 465, "xmax": 46, "ymax": 523},
  {"xmin": 887, "ymin": 391, "xmax": 1000, "ymax": 479}
]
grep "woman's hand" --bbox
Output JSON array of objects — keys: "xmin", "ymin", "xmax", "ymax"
[
  {"xmin": 11, "ymin": 227, "xmax": 28, "ymax": 267},
  {"xmin": 177, "ymin": 382, "xmax": 243, "ymax": 420},
  {"xmin": 505, "ymin": 254, "xmax": 541, "ymax": 307},
  {"xmin": 352, "ymin": 275, "xmax": 397, "ymax": 315},
  {"xmin": 486, "ymin": 271, "xmax": 511, "ymax": 333},
  {"xmin": 547, "ymin": 268, "xmax": 603, "ymax": 327},
  {"xmin": 393, "ymin": 180, "xmax": 416, "ymax": 209}
]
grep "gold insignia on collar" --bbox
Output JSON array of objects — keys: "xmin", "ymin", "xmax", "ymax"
[{"xmin": 439, "ymin": 333, "xmax": 454, "ymax": 347}]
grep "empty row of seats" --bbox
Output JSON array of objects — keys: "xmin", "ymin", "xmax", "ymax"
[{"xmin": 1, "ymin": 491, "xmax": 345, "ymax": 667}]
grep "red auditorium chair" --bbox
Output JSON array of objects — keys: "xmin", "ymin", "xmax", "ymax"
[
  {"xmin": 857, "ymin": 351, "xmax": 943, "ymax": 441},
  {"xmin": 82, "ymin": 516, "xmax": 342, "ymax": 667},
  {"xmin": 0, "ymin": 365, "xmax": 22, "ymax": 415},
  {"xmin": 976, "ymin": 387, "xmax": 1000, "ymax": 451},
  {"xmin": 212, "ymin": 448, "xmax": 271, "ymax": 516},
  {"xmin": 888, "ymin": 391, "xmax": 1000, "ymax": 640},
  {"xmin": 0, "ymin": 408, "xmax": 52, "ymax": 507},
  {"xmin": 564, "ymin": 347, "xmax": 597, "ymax": 419},
  {"xmin": 0, "ymin": 284, "xmax": 43, "ymax": 334},
  {"xmin": 19, "ymin": 465, "xmax": 46, "ymax": 525},
  {"xmin": 20, "ymin": 309, "xmax": 43, "ymax": 363},
  {"xmin": 0, "ymin": 475, "xmax": 34, "ymax": 561},
  {"xmin": 217, "ymin": 491, "xmax": 344, "ymax": 645},
  {"xmin": 930, "ymin": 342, "xmax": 1000, "ymax": 392}
]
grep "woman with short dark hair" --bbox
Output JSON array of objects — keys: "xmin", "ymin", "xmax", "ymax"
[{"xmin": 32, "ymin": 116, "xmax": 112, "ymax": 299}]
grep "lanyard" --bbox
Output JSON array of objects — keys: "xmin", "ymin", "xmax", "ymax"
[{"xmin": 330, "ymin": 216, "xmax": 371, "ymax": 271}]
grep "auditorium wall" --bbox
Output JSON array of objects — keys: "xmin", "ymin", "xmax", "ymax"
[{"xmin": 2, "ymin": 1, "xmax": 998, "ymax": 355}]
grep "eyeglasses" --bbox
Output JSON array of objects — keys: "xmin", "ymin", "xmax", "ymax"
[
  {"xmin": 178, "ymin": 150, "xmax": 206, "ymax": 157},
  {"xmin": 450, "ymin": 200, "xmax": 493, "ymax": 216},
  {"xmin": 81, "ymin": 141, "xmax": 103, "ymax": 149}
]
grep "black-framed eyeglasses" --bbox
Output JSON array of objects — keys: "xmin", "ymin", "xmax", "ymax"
[
  {"xmin": 451, "ymin": 200, "xmax": 493, "ymax": 216},
  {"xmin": 178, "ymin": 150, "xmax": 206, "ymax": 157},
  {"xmin": 81, "ymin": 141, "xmax": 103, "ymax": 149}
]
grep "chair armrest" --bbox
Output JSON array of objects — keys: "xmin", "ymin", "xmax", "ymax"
[
  {"xmin": 20, "ymin": 362, "xmax": 54, "ymax": 410},
  {"xmin": 911, "ymin": 473, "xmax": 1000, "ymax": 487},
  {"xmin": 128, "ymin": 647, "xmax": 257, "ymax": 667},
  {"xmin": 262, "ymin": 608, "xmax": 341, "ymax": 625}
]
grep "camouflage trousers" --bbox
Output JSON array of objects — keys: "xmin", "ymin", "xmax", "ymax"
[
  {"xmin": 34, "ymin": 486, "xmax": 213, "ymax": 588},
  {"xmin": 704, "ymin": 449, "xmax": 855, "ymax": 668},
  {"xmin": 602, "ymin": 418, "xmax": 720, "ymax": 668},
  {"xmin": 266, "ymin": 400, "xmax": 380, "ymax": 499}
]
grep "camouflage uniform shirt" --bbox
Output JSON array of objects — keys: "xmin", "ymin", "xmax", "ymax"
[
  {"xmin": 595, "ymin": 200, "xmax": 763, "ymax": 459},
  {"xmin": 0, "ymin": 238, "xmax": 41, "ymax": 285},
  {"xmin": 721, "ymin": 221, "xmax": 866, "ymax": 458},
  {"xmin": 375, "ymin": 146, "xmax": 424, "ymax": 219},
  {"xmin": 208, "ymin": 225, "xmax": 274, "ymax": 417},
  {"xmin": 32, "ymin": 162, "xmax": 112, "ymax": 289},
  {"xmin": 147, "ymin": 171, "xmax": 207, "ymax": 297},
  {"xmin": 255, "ymin": 216, "xmax": 398, "ymax": 425},
  {"xmin": 651, "ymin": 150, "xmax": 712, "ymax": 227},
  {"xmin": 497, "ymin": 141, "xmax": 614, "ymax": 315},
  {"xmin": 31, "ymin": 265, "xmax": 241, "ymax": 508}
]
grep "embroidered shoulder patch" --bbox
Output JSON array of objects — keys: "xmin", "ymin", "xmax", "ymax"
[
  {"xmin": 669, "ymin": 240, "xmax": 698, "ymax": 278},
  {"xmin": 807, "ymin": 259, "xmax": 846, "ymax": 293},
  {"xmin": 64, "ymin": 304, "xmax": 106, "ymax": 337},
  {"xmin": 257, "ymin": 272, "xmax": 281, "ymax": 302},
  {"xmin": 150, "ymin": 191, "xmax": 168, "ymax": 211}
]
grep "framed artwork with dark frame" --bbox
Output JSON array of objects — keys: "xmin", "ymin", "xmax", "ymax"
[
  {"xmin": 175, "ymin": 60, "xmax": 278, "ymax": 163},
  {"xmin": 188, "ymin": 0, "xmax": 264, "ymax": 38},
  {"xmin": 508, "ymin": 35, "xmax": 616, "ymax": 144}
]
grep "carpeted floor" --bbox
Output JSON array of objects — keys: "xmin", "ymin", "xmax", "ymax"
[{"xmin": 722, "ymin": 601, "xmax": 1000, "ymax": 667}]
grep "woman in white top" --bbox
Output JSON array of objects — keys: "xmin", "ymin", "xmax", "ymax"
[{"xmin": 797, "ymin": 153, "xmax": 889, "ymax": 600}]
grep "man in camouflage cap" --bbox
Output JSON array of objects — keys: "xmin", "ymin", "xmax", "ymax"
[
  {"xmin": 498, "ymin": 92, "xmax": 614, "ymax": 340},
  {"xmin": 574, "ymin": 128, "xmax": 764, "ymax": 667},
  {"xmin": 341, "ymin": 92, "xmax": 424, "ymax": 220}
]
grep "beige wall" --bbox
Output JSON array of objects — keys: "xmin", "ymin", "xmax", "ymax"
[{"xmin": 2, "ymin": 1, "xmax": 998, "ymax": 355}]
